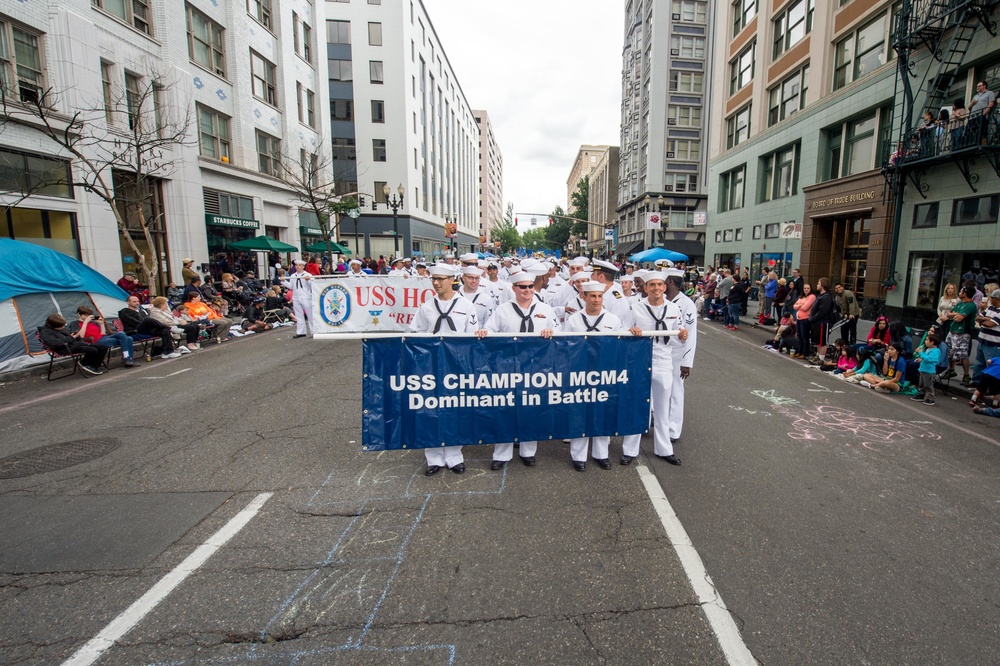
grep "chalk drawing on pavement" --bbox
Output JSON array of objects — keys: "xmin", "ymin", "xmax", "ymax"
[{"xmin": 770, "ymin": 404, "xmax": 941, "ymax": 451}]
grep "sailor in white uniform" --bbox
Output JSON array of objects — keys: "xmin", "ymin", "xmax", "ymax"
[
  {"xmin": 408, "ymin": 263, "xmax": 479, "ymax": 475},
  {"xmin": 283, "ymin": 259, "xmax": 313, "ymax": 338},
  {"xmin": 481, "ymin": 270, "xmax": 560, "ymax": 470},
  {"xmin": 590, "ymin": 259, "xmax": 635, "ymax": 328},
  {"xmin": 561, "ymin": 270, "xmax": 593, "ymax": 322},
  {"xmin": 387, "ymin": 258, "xmax": 410, "ymax": 277},
  {"xmin": 665, "ymin": 268, "xmax": 697, "ymax": 445},
  {"xmin": 347, "ymin": 259, "xmax": 368, "ymax": 278},
  {"xmin": 457, "ymin": 265, "xmax": 494, "ymax": 325},
  {"xmin": 563, "ymin": 281, "xmax": 624, "ymax": 471},
  {"xmin": 621, "ymin": 270, "xmax": 688, "ymax": 465}
]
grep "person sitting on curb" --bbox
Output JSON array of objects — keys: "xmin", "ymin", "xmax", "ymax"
[
  {"xmin": 39, "ymin": 313, "xmax": 110, "ymax": 376},
  {"xmin": 859, "ymin": 343, "xmax": 907, "ymax": 393},
  {"xmin": 119, "ymin": 295, "xmax": 181, "ymax": 358},
  {"xmin": 70, "ymin": 305, "xmax": 136, "ymax": 367},
  {"xmin": 182, "ymin": 291, "xmax": 233, "ymax": 342},
  {"xmin": 969, "ymin": 357, "xmax": 1000, "ymax": 410}
]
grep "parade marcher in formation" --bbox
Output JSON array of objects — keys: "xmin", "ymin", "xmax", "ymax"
[
  {"xmin": 414, "ymin": 261, "xmax": 430, "ymax": 277},
  {"xmin": 457, "ymin": 266, "xmax": 494, "ymax": 325},
  {"xmin": 347, "ymin": 258, "xmax": 368, "ymax": 277},
  {"xmin": 590, "ymin": 260, "xmax": 635, "ymax": 328},
  {"xmin": 499, "ymin": 257, "xmax": 513, "ymax": 281},
  {"xmin": 621, "ymin": 271, "xmax": 688, "ymax": 465},
  {"xmin": 482, "ymin": 271, "xmax": 560, "ymax": 470},
  {"xmin": 283, "ymin": 259, "xmax": 313, "ymax": 338},
  {"xmin": 409, "ymin": 263, "xmax": 480, "ymax": 475},
  {"xmin": 563, "ymin": 281, "xmax": 624, "ymax": 471},
  {"xmin": 484, "ymin": 263, "xmax": 512, "ymax": 307},
  {"xmin": 388, "ymin": 257, "xmax": 410, "ymax": 277},
  {"xmin": 561, "ymin": 271, "xmax": 593, "ymax": 321},
  {"xmin": 664, "ymin": 268, "xmax": 697, "ymax": 446}
]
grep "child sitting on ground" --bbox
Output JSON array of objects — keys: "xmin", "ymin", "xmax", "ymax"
[
  {"xmin": 819, "ymin": 339, "xmax": 847, "ymax": 371},
  {"xmin": 842, "ymin": 348, "xmax": 876, "ymax": 382}
]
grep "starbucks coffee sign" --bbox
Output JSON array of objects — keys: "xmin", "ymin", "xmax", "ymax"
[{"xmin": 205, "ymin": 214, "xmax": 260, "ymax": 229}]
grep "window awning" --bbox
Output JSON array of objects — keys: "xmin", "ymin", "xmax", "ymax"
[{"xmin": 615, "ymin": 239, "xmax": 644, "ymax": 256}]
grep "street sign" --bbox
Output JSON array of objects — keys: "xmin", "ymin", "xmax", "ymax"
[
  {"xmin": 646, "ymin": 212, "xmax": 661, "ymax": 230},
  {"xmin": 604, "ymin": 228, "xmax": 614, "ymax": 240},
  {"xmin": 780, "ymin": 222, "xmax": 802, "ymax": 239}
]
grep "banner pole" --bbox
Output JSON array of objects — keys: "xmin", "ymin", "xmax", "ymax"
[{"xmin": 314, "ymin": 330, "xmax": 681, "ymax": 341}]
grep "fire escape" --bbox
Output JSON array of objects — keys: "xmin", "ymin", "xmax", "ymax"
[{"xmin": 879, "ymin": 0, "xmax": 998, "ymax": 289}]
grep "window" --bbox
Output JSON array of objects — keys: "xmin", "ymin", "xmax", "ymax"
[
  {"xmin": 329, "ymin": 60, "xmax": 352, "ymax": 82},
  {"xmin": 670, "ymin": 35, "xmax": 705, "ymax": 59},
  {"xmin": 293, "ymin": 13, "xmax": 300, "ymax": 54},
  {"xmin": 723, "ymin": 229, "xmax": 734, "ymax": 242},
  {"xmin": 736, "ymin": 228, "xmax": 744, "ymax": 241},
  {"xmin": 844, "ymin": 113, "xmax": 876, "ymax": 175},
  {"xmin": 764, "ymin": 222, "xmax": 780, "ymax": 238},
  {"xmin": 715, "ymin": 231, "xmax": 723, "ymax": 243},
  {"xmin": 331, "ymin": 138, "xmax": 356, "ymax": 161},
  {"xmin": 302, "ymin": 22, "xmax": 312, "ymax": 63},
  {"xmin": 726, "ymin": 105, "xmax": 751, "ymax": 148},
  {"xmin": 951, "ymin": 195, "xmax": 999, "ymax": 226},
  {"xmin": 296, "ymin": 85, "xmax": 315, "ymax": 127},
  {"xmin": 256, "ymin": 130, "xmax": 280, "ymax": 176},
  {"xmin": 0, "ymin": 20, "xmax": 44, "ymax": 104},
  {"xmin": 370, "ymin": 60, "xmax": 383, "ymax": 84},
  {"xmin": 101, "ymin": 61, "xmax": 114, "ymax": 123},
  {"xmin": 209, "ymin": 189, "xmax": 253, "ymax": 219},
  {"xmin": 369, "ymin": 0, "xmax": 381, "ymax": 4},
  {"xmin": 665, "ymin": 173, "xmax": 697, "ymax": 192},
  {"xmin": 373, "ymin": 139, "xmax": 386, "ymax": 162},
  {"xmin": 668, "ymin": 139, "xmax": 700, "ymax": 161},
  {"xmin": 251, "ymin": 51, "xmax": 277, "ymax": 105},
  {"xmin": 761, "ymin": 143, "xmax": 799, "ymax": 201},
  {"xmin": 327, "ymin": 20, "xmax": 350, "ymax": 44},
  {"xmin": 732, "ymin": 0, "xmax": 756, "ymax": 36},
  {"xmin": 773, "ymin": 0, "xmax": 813, "ymax": 59},
  {"xmin": 834, "ymin": 12, "xmax": 888, "ymax": 90},
  {"xmin": 0, "ymin": 147, "xmax": 73, "ymax": 198},
  {"xmin": 768, "ymin": 65, "xmax": 808, "ymax": 126},
  {"xmin": 330, "ymin": 98, "xmax": 353, "ymax": 120},
  {"xmin": 730, "ymin": 42, "xmax": 754, "ymax": 95},
  {"xmin": 187, "ymin": 5, "xmax": 225, "ymax": 76},
  {"xmin": 124, "ymin": 71, "xmax": 141, "ymax": 130},
  {"xmin": 669, "ymin": 71, "xmax": 703, "ymax": 93},
  {"xmin": 719, "ymin": 165, "xmax": 746, "ymax": 212},
  {"xmin": 669, "ymin": 106, "xmax": 701, "ymax": 127},
  {"xmin": 752, "ymin": 225, "xmax": 761, "ymax": 239},
  {"xmin": 371, "ymin": 99, "xmax": 384, "ymax": 123},
  {"xmin": 672, "ymin": 0, "xmax": 707, "ymax": 22},
  {"xmin": 197, "ymin": 104, "xmax": 230, "ymax": 161},
  {"xmin": 368, "ymin": 22, "xmax": 382, "ymax": 46},
  {"xmin": 92, "ymin": 0, "xmax": 151, "ymax": 35},
  {"xmin": 247, "ymin": 0, "xmax": 271, "ymax": 30}
]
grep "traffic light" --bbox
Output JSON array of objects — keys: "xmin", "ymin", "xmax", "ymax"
[
  {"xmin": 548, "ymin": 217, "xmax": 554, "ymax": 225},
  {"xmin": 515, "ymin": 217, "xmax": 518, "ymax": 225},
  {"xmin": 371, "ymin": 199, "xmax": 377, "ymax": 211},
  {"xmin": 359, "ymin": 195, "xmax": 366, "ymax": 207}
]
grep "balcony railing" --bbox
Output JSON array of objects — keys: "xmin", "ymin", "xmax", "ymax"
[{"xmin": 886, "ymin": 108, "xmax": 999, "ymax": 169}]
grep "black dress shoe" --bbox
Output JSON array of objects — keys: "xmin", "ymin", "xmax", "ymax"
[
  {"xmin": 573, "ymin": 461, "xmax": 586, "ymax": 472},
  {"xmin": 594, "ymin": 458, "xmax": 611, "ymax": 469},
  {"xmin": 449, "ymin": 463, "xmax": 465, "ymax": 474},
  {"xmin": 520, "ymin": 456, "xmax": 536, "ymax": 467},
  {"xmin": 424, "ymin": 465, "xmax": 443, "ymax": 476},
  {"xmin": 670, "ymin": 438, "xmax": 678, "ymax": 445},
  {"xmin": 620, "ymin": 455, "xmax": 635, "ymax": 466},
  {"xmin": 490, "ymin": 460, "xmax": 506, "ymax": 471},
  {"xmin": 661, "ymin": 454, "xmax": 682, "ymax": 466},
  {"xmin": 293, "ymin": 334, "xmax": 307, "ymax": 338}
]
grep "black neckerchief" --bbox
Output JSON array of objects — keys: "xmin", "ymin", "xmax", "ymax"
[
  {"xmin": 583, "ymin": 312, "xmax": 605, "ymax": 332},
  {"xmin": 512, "ymin": 303, "xmax": 536, "ymax": 332},
  {"xmin": 433, "ymin": 298, "xmax": 459, "ymax": 333},
  {"xmin": 645, "ymin": 303, "xmax": 669, "ymax": 344}
]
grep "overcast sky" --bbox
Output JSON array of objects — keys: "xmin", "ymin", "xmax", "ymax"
[{"xmin": 422, "ymin": 0, "xmax": 624, "ymax": 230}]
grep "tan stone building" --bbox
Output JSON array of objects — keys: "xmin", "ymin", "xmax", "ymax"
[
  {"xmin": 473, "ymin": 110, "xmax": 503, "ymax": 251},
  {"xmin": 587, "ymin": 147, "xmax": 620, "ymax": 256},
  {"xmin": 567, "ymin": 145, "xmax": 612, "ymax": 215}
]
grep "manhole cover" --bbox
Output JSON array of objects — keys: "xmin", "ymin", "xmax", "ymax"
[{"xmin": 0, "ymin": 438, "xmax": 121, "ymax": 479}]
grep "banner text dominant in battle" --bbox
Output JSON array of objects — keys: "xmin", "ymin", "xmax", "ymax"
[{"xmin": 362, "ymin": 335, "xmax": 653, "ymax": 451}]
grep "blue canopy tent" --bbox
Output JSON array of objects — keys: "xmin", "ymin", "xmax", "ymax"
[
  {"xmin": 0, "ymin": 239, "xmax": 129, "ymax": 373},
  {"xmin": 629, "ymin": 247, "xmax": 689, "ymax": 264}
]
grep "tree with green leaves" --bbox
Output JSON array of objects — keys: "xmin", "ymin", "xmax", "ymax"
[
  {"xmin": 545, "ymin": 205, "xmax": 574, "ymax": 248},
  {"xmin": 491, "ymin": 203, "xmax": 521, "ymax": 254},
  {"xmin": 569, "ymin": 175, "xmax": 590, "ymax": 238}
]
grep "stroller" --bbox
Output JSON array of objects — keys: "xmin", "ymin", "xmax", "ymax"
[{"xmin": 705, "ymin": 298, "xmax": 726, "ymax": 321}]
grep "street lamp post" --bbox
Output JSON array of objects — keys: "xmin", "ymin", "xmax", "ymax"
[
  {"xmin": 346, "ymin": 207, "xmax": 361, "ymax": 257},
  {"xmin": 383, "ymin": 183, "xmax": 405, "ymax": 258},
  {"xmin": 644, "ymin": 194, "xmax": 664, "ymax": 250}
]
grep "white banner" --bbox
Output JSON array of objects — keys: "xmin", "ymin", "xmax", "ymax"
[
  {"xmin": 604, "ymin": 228, "xmax": 614, "ymax": 240},
  {"xmin": 780, "ymin": 222, "xmax": 802, "ymax": 239},
  {"xmin": 311, "ymin": 276, "xmax": 437, "ymax": 333},
  {"xmin": 646, "ymin": 212, "xmax": 662, "ymax": 230}
]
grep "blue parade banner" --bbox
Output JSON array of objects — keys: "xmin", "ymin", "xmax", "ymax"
[{"xmin": 361, "ymin": 335, "xmax": 653, "ymax": 451}]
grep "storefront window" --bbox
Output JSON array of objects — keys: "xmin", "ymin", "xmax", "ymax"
[
  {"xmin": 4, "ymin": 207, "xmax": 79, "ymax": 257},
  {"xmin": 906, "ymin": 254, "xmax": 940, "ymax": 309}
]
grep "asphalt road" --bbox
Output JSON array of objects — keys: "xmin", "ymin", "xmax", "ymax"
[{"xmin": 0, "ymin": 321, "xmax": 997, "ymax": 665}]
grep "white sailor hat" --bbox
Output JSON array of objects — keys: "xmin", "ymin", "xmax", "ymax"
[
  {"xmin": 520, "ymin": 258, "xmax": 538, "ymax": 269},
  {"xmin": 349, "ymin": 259, "xmax": 362, "ymax": 266},
  {"xmin": 568, "ymin": 256, "xmax": 590, "ymax": 267},
  {"xmin": 293, "ymin": 259, "xmax": 306, "ymax": 265},
  {"xmin": 415, "ymin": 261, "xmax": 427, "ymax": 268},
  {"xmin": 391, "ymin": 257, "xmax": 404, "ymax": 265},
  {"xmin": 569, "ymin": 271, "xmax": 593, "ymax": 283},
  {"xmin": 619, "ymin": 273, "xmax": 634, "ymax": 283},
  {"xmin": 403, "ymin": 257, "xmax": 413, "ymax": 262},
  {"xmin": 665, "ymin": 268, "xmax": 685, "ymax": 279},
  {"xmin": 643, "ymin": 270, "xmax": 668, "ymax": 283},
  {"xmin": 459, "ymin": 252, "xmax": 479, "ymax": 263},
  {"xmin": 509, "ymin": 264, "xmax": 524, "ymax": 275},
  {"xmin": 461, "ymin": 266, "xmax": 482, "ymax": 276},
  {"xmin": 502, "ymin": 256, "xmax": 513, "ymax": 262},
  {"xmin": 632, "ymin": 269, "xmax": 652, "ymax": 282},
  {"xmin": 428, "ymin": 264, "xmax": 457, "ymax": 278},
  {"xmin": 592, "ymin": 259, "xmax": 620, "ymax": 274},
  {"xmin": 477, "ymin": 260, "xmax": 488, "ymax": 268},
  {"xmin": 443, "ymin": 252, "xmax": 455, "ymax": 259},
  {"xmin": 654, "ymin": 259, "xmax": 674, "ymax": 268},
  {"xmin": 526, "ymin": 264, "xmax": 549, "ymax": 277},
  {"xmin": 510, "ymin": 272, "xmax": 536, "ymax": 285},
  {"xmin": 581, "ymin": 282, "xmax": 606, "ymax": 293}
]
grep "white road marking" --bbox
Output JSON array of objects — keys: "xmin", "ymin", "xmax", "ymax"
[
  {"xmin": 637, "ymin": 465, "xmax": 756, "ymax": 666},
  {"xmin": 61, "ymin": 492, "xmax": 274, "ymax": 666},
  {"xmin": 141, "ymin": 368, "xmax": 193, "ymax": 380}
]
